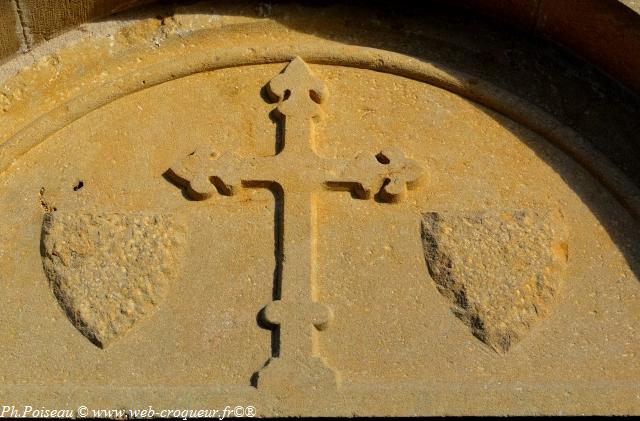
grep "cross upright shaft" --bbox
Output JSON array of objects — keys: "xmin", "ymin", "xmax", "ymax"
[{"xmin": 170, "ymin": 57, "xmax": 422, "ymax": 390}]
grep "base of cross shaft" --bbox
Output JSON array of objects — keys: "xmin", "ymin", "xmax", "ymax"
[
  {"xmin": 255, "ymin": 299, "xmax": 340, "ymax": 389},
  {"xmin": 256, "ymin": 354, "xmax": 340, "ymax": 390}
]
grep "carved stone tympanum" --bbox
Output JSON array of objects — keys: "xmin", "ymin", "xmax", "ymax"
[{"xmin": 0, "ymin": 2, "xmax": 638, "ymax": 417}]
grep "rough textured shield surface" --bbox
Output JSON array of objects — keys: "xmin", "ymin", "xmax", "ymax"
[
  {"xmin": 421, "ymin": 210, "xmax": 568, "ymax": 353},
  {"xmin": 41, "ymin": 212, "xmax": 184, "ymax": 348}
]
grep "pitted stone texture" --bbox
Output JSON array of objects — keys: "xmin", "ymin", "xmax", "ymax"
[
  {"xmin": 41, "ymin": 212, "xmax": 184, "ymax": 348},
  {"xmin": 421, "ymin": 210, "xmax": 568, "ymax": 353}
]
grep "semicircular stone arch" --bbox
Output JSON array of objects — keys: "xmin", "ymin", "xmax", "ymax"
[{"xmin": 0, "ymin": 1, "xmax": 638, "ymax": 416}]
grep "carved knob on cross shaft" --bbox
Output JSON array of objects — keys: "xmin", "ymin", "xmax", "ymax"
[
  {"xmin": 262, "ymin": 300, "xmax": 333, "ymax": 331},
  {"xmin": 170, "ymin": 145, "xmax": 243, "ymax": 200},
  {"xmin": 376, "ymin": 146, "xmax": 423, "ymax": 202},
  {"xmin": 267, "ymin": 56, "xmax": 328, "ymax": 118}
]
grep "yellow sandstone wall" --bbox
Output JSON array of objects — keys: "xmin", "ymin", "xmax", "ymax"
[
  {"xmin": 0, "ymin": 0, "xmax": 152, "ymax": 56},
  {"xmin": 0, "ymin": 0, "xmax": 639, "ymax": 92},
  {"xmin": 0, "ymin": 1, "xmax": 21, "ymax": 57},
  {"xmin": 15, "ymin": 0, "xmax": 153, "ymax": 43}
]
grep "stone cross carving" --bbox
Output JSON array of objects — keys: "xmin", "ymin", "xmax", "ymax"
[{"xmin": 170, "ymin": 57, "xmax": 422, "ymax": 390}]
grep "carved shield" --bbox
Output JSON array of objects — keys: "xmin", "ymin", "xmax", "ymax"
[
  {"xmin": 41, "ymin": 212, "xmax": 184, "ymax": 348},
  {"xmin": 421, "ymin": 210, "xmax": 568, "ymax": 353}
]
